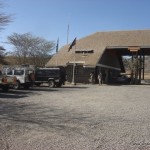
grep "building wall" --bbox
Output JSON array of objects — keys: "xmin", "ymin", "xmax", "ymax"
[
  {"xmin": 65, "ymin": 65, "xmax": 121, "ymax": 84},
  {"xmin": 66, "ymin": 65, "xmax": 95, "ymax": 83},
  {"xmin": 65, "ymin": 49, "xmax": 123, "ymax": 84}
]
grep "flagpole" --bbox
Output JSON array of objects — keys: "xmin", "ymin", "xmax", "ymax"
[
  {"xmin": 67, "ymin": 24, "xmax": 69, "ymax": 44},
  {"xmin": 71, "ymin": 44, "xmax": 76, "ymax": 85},
  {"xmin": 68, "ymin": 37, "xmax": 76, "ymax": 85},
  {"xmin": 56, "ymin": 38, "xmax": 59, "ymax": 66}
]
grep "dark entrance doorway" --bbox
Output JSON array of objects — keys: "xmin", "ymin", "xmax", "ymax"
[{"xmin": 106, "ymin": 46, "xmax": 150, "ymax": 84}]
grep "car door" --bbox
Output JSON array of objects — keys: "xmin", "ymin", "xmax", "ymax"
[{"xmin": 35, "ymin": 70, "xmax": 46, "ymax": 81}]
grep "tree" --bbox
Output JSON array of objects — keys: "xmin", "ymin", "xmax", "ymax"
[
  {"xmin": 123, "ymin": 56, "xmax": 144, "ymax": 84},
  {"xmin": 0, "ymin": 46, "xmax": 8, "ymax": 65},
  {"xmin": 0, "ymin": 2, "xmax": 12, "ymax": 31},
  {"xmin": 0, "ymin": 1, "xmax": 12, "ymax": 65},
  {"xmin": 7, "ymin": 33, "xmax": 55, "ymax": 67}
]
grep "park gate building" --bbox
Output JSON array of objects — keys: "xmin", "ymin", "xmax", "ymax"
[{"xmin": 46, "ymin": 30, "xmax": 150, "ymax": 84}]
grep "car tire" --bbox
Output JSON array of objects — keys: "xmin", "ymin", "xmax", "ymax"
[
  {"xmin": 23, "ymin": 84, "xmax": 30, "ymax": 89},
  {"xmin": 48, "ymin": 80, "xmax": 55, "ymax": 88},
  {"xmin": 14, "ymin": 81, "xmax": 20, "ymax": 90},
  {"xmin": 55, "ymin": 82, "xmax": 62, "ymax": 87},
  {"xmin": 35, "ymin": 83, "xmax": 41, "ymax": 87}
]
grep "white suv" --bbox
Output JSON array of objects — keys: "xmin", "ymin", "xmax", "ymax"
[
  {"xmin": 5, "ymin": 67, "xmax": 34, "ymax": 89},
  {"xmin": 0, "ymin": 70, "xmax": 16, "ymax": 91}
]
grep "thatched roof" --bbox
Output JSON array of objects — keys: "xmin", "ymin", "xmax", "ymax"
[{"xmin": 46, "ymin": 30, "xmax": 150, "ymax": 67}]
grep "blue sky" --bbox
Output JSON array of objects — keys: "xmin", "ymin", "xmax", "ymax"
[{"xmin": 1, "ymin": 0, "xmax": 150, "ymax": 53}]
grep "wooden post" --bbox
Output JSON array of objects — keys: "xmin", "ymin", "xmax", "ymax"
[
  {"xmin": 139, "ymin": 51, "xmax": 142, "ymax": 84},
  {"xmin": 143, "ymin": 55, "xmax": 145, "ymax": 80},
  {"xmin": 135, "ymin": 51, "xmax": 138, "ymax": 84},
  {"xmin": 128, "ymin": 47, "xmax": 140, "ymax": 84},
  {"xmin": 131, "ymin": 54, "xmax": 134, "ymax": 84}
]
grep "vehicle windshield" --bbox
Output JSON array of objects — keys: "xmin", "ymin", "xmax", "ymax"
[{"xmin": 14, "ymin": 70, "xmax": 24, "ymax": 75}]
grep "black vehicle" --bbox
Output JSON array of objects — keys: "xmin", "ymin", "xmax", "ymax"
[
  {"xmin": 34, "ymin": 67, "xmax": 66, "ymax": 87},
  {"xmin": 113, "ymin": 75, "xmax": 131, "ymax": 84}
]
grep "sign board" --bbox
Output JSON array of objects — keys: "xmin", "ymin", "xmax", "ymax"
[{"xmin": 128, "ymin": 47, "xmax": 140, "ymax": 52}]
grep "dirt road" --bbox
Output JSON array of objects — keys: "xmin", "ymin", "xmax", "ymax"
[{"xmin": 0, "ymin": 84, "xmax": 150, "ymax": 150}]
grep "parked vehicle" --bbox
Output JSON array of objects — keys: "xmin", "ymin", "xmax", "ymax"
[
  {"xmin": 4, "ymin": 67, "xmax": 34, "ymax": 89},
  {"xmin": 113, "ymin": 75, "xmax": 131, "ymax": 84},
  {"xmin": 34, "ymin": 67, "xmax": 66, "ymax": 87},
  {"xmin": 0, "ymin": 70, "xmax": 16, "ymax": 92}
]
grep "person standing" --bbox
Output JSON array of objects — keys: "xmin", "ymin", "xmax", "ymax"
[
  {"xmin": 98, "ymin": 72, "xmax": 103, "ymax": 85},
  {"xmin": 90, "ymin": 72, "xmax": 94, "ymax": 84}
]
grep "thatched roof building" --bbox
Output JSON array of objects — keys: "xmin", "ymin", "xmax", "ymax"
[{"xmin": 46, "ymin": 30, "xmax": 150, "ymax": 84}]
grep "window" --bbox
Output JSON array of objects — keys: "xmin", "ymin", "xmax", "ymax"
[
  {"xmin": 7, "ymin": 70, "xmax": 13, "ymax": 75},
  {"xmin": 75, "ymin": 49, "xmax": 94, "ymax": 53},
  {"xmin": 36, "ymin": 70, "xmax": 44, "ymax": 76},
  {"xmin": 14, "ymin": 70, "xmax": 24, "ymax": 75}
]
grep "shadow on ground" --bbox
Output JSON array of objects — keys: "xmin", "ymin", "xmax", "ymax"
[
  {"xmin": 0, "ymin": 87, "xmax": 59, "ymax": 99},
  {"xmin": 0, "ymin": 99, "xmax": 92, "ymax": 130}
]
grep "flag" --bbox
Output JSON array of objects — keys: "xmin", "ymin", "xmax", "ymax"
[
  {"xmin": 56, "ymin": 38, "xmax": 59, "ymax": 53},
  {"xmin": 68, "ymin": 38, "xmax": 76, "ymax": 52}
]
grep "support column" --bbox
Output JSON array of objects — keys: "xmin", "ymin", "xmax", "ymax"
[
  {"xmin": 139, "ymin": 51, "xmax": 142, "ymax": 84},
  {"xmin": 142, "ymin": 55, "xmax": 145, "ymax": 80},
  {"xmin": 128, "ymin": 47, "xmax": 140, "ymax": 84},
  {"xmin": 135, "ymin": 51, "xmax": 139, "ymax": 84},
  {"xmin": 131, "ymin": 54, "xmax": 134, "ymax": 84}
]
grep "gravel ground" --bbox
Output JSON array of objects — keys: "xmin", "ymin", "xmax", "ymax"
[{"xmin": 0, "ymin": 84, "xmax": 150, "ymax": 150}]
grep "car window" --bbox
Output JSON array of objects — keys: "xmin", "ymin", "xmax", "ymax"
[
  {"xmin": 45, "ymin": 70, "xmax": 50, "ymax": 76},
  {"xmin": 54, "ymin": 70, "xmax": 59, "ymax": 76},
  {"xmin": 45, "ymin": 70, "xmax": 55, "ymax": 76},
  {"xmin": 36, "ymin": 70, "xmax": 44, "ymax": 76},
  {"xmin": 47, "ymin": 70, "xmax": 59, "ymax": 76},
  {"xmin": 36, "ymin": 69, "xmax": 60, "ymax": 76},
  {"xmin": 7, "ymin": 70, "xmax": 13, "ymax": 75},
  {"xmin": 14, "ymin": 70, "xmax": 24, "ymax": 75}
]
